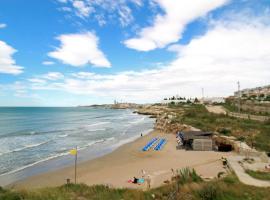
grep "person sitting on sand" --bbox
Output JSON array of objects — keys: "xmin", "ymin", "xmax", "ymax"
[{"xmin": 133, "ymin": 177, "xmax": 139, "ymax": 183}]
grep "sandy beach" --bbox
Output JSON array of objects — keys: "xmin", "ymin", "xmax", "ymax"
[{"xmin": 11, "ymin": 130, "xmax": 230, "ymax": 190}]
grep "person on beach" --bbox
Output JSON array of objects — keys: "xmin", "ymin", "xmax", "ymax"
[
  {"xmin": 133, "ymin": 177, "xmax": 139, "ymax": 183},
  {"xmin": 141, "ymin": 133, "xmax": 143, "ymax": 137},
  {"xmin": 146, "ymin": 175, "xmax": 151, "ymax": 189},
  {"xmin": 141, "ymin": 169, "xmax": 146, "ymax": 178}
]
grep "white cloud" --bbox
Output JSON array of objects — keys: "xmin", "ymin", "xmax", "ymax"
[
  {"xmin": 124, "ymin": 0, "xmax": 228, "ymax": 51},
  {"xmin": 48, "ymin": 32, "xmax": 111, "ymax": 68},
  {"xmin": 57, "ymin": 0, "xmax": 68, "ymax": 3},
  {"xmin": 42, "ymin": 72, "xmax": 64, "ymax": 80},
  {"xmin": 72, "ymin": 0, "xmax": 92, "ymax": 18},
  {"xmin": 42, "ymin": 61, "xmax": 55, "ymax": 65},
  {"xmin": 28, "ymin": 78, "xmax": 47, "ymax": 84},
  {"xmin": 57, "ymin": 0, "xmax": 142, "ymax": 27},
  {"xmin": 0, "ymin": 40, "xmax": 23, "ymax": 75},
  {"xmin": 71, "ymin": 71, "xmax": 96, "ymax": 79},
  {"xmin": 31, "ymin": 16, "xmax": 270, "ymax": 103},
  {"xmin": 0, "ymin": 23, "xmax": 7, "ymax": 29}
]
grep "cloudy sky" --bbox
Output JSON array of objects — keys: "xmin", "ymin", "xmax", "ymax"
[{"xmin": 0, "ymin": 0, "xmax": 270, "ymax": 106}]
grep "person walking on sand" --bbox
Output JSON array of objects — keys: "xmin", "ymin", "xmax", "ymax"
[
  {"xmin": 146, "ymin": 175, "xmax": 151, "ymax": 189},
  {"xmin": 141, "ymin": 169, "xmax": 146, "ymax": 178}
]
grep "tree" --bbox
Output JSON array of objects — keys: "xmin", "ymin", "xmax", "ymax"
[
  {"xmin": 194, "ymin": 97, "xmax": 199, "ymax": 103},
  {"xmin": 265, "ymin": 95, "xmax": 270, "ymax": 101},
  {"xmin": 259, "ymin": 93, "xmax": 265, "ymax": 98},
  {"xmin": 250, "ymin": 94, "xmax": 257, "ymax": 99}
]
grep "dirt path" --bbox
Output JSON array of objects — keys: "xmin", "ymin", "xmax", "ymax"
[
  {"xmin": 227, "ymin": 156, "xmax": 270, "ymax": 187},
  {"xmin": 205, "ymin": 105, "xmax": 227, "ymax": 114}
]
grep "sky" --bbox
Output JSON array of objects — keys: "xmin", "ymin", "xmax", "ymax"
[{"xmin": 0, "ymin": 0, "xmax": 270, "ymax": 106}]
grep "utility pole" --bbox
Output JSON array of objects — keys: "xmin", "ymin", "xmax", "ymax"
[
  {"xmin": 237, "ymin": 81, "xmax": 241, "ymax": 113},
  {"xmin": 201, "ymin": 88, "xmax": 204, "ymax": 104}
]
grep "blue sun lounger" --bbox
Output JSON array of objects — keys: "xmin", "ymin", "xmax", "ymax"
[
  {"xmin": 142, "ymin": 138, "xmax": 158, "ymax": 151},
  {"xmin": 154, "ymin": 138, "xmax": 166, "ymax": 151}
]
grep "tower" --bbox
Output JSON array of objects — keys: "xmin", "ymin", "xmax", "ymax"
[{"xmin": 237, "ymin": 81, "xmax": 241, "ymax": 113}]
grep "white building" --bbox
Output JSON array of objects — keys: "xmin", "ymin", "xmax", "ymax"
[{"xmin": 202, "ymin": 97, "xmax": 225, "ymax": 104}]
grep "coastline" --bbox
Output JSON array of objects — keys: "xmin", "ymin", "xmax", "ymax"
[
  {"xmin": 11, "ymin": 129, "xmax": 229, "ymax": 190},
  {"xmin": 0, "ymin": 107, "xmax": 154, "ymax": 187}
]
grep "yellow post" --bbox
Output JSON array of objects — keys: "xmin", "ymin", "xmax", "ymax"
[{"xmin": 70, "ymin": 147, "xmax": 78, "ymax": 184}]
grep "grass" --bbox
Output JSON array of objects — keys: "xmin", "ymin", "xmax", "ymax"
[
  {"xmin": 246, "ymin": 169, "xmax": 270, "ymax": 181},
  {"xmin": 1, "ymin": 174, "xmax": 270, "ymax": 200},
  {"xmin": 176, "ymin": 167, "xmax": 202, "ymax": 185},
  {"xmin": 223, "ymin": 101, "xmax": 270, "ymax": 116},
  {"xmin": 171, "ymin": 104, "xmax": 270, "ymax": 152}
]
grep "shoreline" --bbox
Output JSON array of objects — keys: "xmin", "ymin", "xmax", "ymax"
[
  {"xmin": 0, "ymin": 127, "xmax": 154, "ymax": 187},
  {"xmin": 10, "ymin": 129, "xmax": 230, "ymax": 190},
  {"xmin": 0, "ymin": 108, "xmax": 154, "ymax": 187}
]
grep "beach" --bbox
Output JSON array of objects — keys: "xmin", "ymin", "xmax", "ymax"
[{"xmin": 12, "ymin": 130, "xmax": 230, "ymax": 190}]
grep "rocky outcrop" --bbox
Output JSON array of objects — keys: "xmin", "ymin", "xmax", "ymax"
[{"xmin": 134, "ymin": 105, "xmax": 192, "ymax": 133}]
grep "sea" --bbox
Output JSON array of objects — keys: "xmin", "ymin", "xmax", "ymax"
[{"xmin": 0, "ymin": 107, "xmax": 154, "ymax": 185}]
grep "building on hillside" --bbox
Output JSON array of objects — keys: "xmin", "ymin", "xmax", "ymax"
[
  {"xmin": 234, "ymin": 85, "xmax": 270, "ymax": 97},
  {"xmin": 161, "ymin": 99, "xmax": 188, "ymax": 104}
]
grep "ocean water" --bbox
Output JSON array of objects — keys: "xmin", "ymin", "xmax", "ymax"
[{"xmin": 0, "ymin": 107, "xmax": 154, "ymax": 177}]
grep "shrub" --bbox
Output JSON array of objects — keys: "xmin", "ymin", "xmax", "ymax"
[
  {"xmin": 217, "ymin": 128, "xmax": 231, "ymax": 135},
  {"xmin": 176, "ymin": 168, "xmax": 202, "ymax": 185},
  {"xmin": 222, "ymin": 175, "xmax": 237, "ymax": 184},
  {"xmin": 197, "ymin": 184, "xmax": 222, "ymax": 200}
]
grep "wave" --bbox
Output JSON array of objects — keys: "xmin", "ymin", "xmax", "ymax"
[
  {"xmin": 0, "ymin": 151, "xmax": 70, "ymax": 177},
  {"xmin": 85, "ymin": 122, "xmax": 111, "ymax": 127},
  {"xmin": 58, "ymin": 134, "xmax": 68, "ymax": 138},
  {"xmin": 0, "ymin": 137, "xmax": 117, "ymax": 177},
  {"xmin": 0, "ymin": 140, "xmax": 51, "ymax": 156},
  {"xmin": 129, "ymin": 117, "xmax": 146, "ymax": 124},
  {"xmin": 87, "ymin": 128, "xmax": 106, "ymax": 132},
  {"xmin": 0, "ymin": 128, "xmax": 76, "ymax": 139}
]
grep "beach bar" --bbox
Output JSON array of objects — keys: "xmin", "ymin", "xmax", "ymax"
[{"xmin": 177, "ymin": 131, "xmax": 214, "ymax": 151}]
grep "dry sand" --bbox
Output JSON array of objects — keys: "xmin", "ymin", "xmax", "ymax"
[{"xmin": 13, "ymin": 131, "xmax": 230, "ymax": 190}]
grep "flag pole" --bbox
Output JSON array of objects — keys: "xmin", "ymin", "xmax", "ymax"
[{"xmin": 75, "ymin": 146, "xmax": 77, "ymax": 184}]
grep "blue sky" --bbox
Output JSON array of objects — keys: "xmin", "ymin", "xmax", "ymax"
[{"xmin": 0, "ymin": 0, "xmax": 270, "ymax": 106}]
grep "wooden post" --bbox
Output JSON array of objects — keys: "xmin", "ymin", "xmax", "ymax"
[{"xmin": 75, "ymin": 146, "xmax": 77, "ymax": 184}]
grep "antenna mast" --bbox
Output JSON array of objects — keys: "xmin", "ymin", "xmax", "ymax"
[{"xmin": 237, "ymin": 81, "xmax": 241, "ymax": 113}]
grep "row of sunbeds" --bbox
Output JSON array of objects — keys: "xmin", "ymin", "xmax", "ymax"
[{"xmin": 142, "ymin": 137, "xmax": 167, "ymax": 151}]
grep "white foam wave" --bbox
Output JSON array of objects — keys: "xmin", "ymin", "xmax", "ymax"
[
  {"xmin": 87, "ymin": 128, "xmax": 106, "ymax": 132},
  {"xmin": 129, "ymin": 117, "xmax": 145, "ymax": 124},
  {"xmin": 0, "ymin": 152, "xmax": 70, "ymax": 177},
  {"xmin": 0, "ymin": 140, "xmax": 51, "ymax": 156},
  {"xmin": 58, "ymin": 134, "xmax": 68, "ymax": 138},
  {"xmin": 85, "ymin": 122, "xmax": 111, "ymax": 127}
]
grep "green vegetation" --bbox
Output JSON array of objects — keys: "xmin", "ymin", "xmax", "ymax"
[
  {"xmin": 1, "ymin": 174, "xmax": 270, "ymax": 200},
  {"xmin": 176, "ymin": 167, "xmax": 202, "ymax": 185},
  {"xmin": 171, "ymin": 104, "xmax": 270, "ymax": 152},
  {"xmin": 223, "ymin": 100, "xmax": 270, "ymax": 116},
  {"xmin": 246, "ymin": 170, "xmax": 270, "ymax": 181}
]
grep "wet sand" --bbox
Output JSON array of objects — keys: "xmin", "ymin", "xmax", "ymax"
[{"xmin": 12, "ymin": 130, "xmax": 230, "ymax": 190}]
